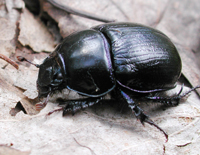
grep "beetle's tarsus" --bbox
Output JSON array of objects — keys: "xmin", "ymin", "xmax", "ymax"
[
  {"xmin": 63, "ymin": 105, "xmax": 73, "ymax": 116},
  {"xmin": 143, "ymin": 117, "xmax": 168, "ymax": 142},
  {"xmin": 47, "ymin": 107, "xmax": 64, "ymax": 115},
  {"xmin": 130, "ymin": 104, "xmax": 168, "ymax": 142},
  {"xmin": 129, "ymin": 103, "xmax": 169, "ymax": 142},
  {"xmin": 119, "ymin": 89, "xmax": 168, "ymax": 141}
]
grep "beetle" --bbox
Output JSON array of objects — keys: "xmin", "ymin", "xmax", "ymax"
[{"xmin": 18, "ymin": 22, "xmax": 200, "ymax": 141}]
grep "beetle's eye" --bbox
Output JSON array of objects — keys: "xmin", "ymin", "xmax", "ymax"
[
  {"xmin": 57, "ymin": 73, "xmax": 63, "ymax": 79},
  {"xmin": 51, "ymin": 72, "xmax": 63, "ymax": 86}
]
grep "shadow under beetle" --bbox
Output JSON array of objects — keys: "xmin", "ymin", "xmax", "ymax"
[{"xmin": 18, "ymin": 22, "xmax": 200, "ymax": 141}]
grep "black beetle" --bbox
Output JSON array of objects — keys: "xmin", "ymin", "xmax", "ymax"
[{"xmin": 18, "ymin": 22, "xmax": 200, "ymax": 141}]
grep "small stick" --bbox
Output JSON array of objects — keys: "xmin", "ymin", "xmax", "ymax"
[
  {"xmin": 0, "ymin": 54, "xmax": 19, "ymax": 69},
  {"xmin": 73, "ymin": 137, "xmax": 96, "ymax": 155}
]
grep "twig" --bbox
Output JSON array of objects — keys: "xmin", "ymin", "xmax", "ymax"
[
  {"xmin": 73, "ymin": 137, "xmax": 96, "ymax": 155},
  {"xmin": 0, "ymin": 54, "xmax": 18, "ymax": 69}
]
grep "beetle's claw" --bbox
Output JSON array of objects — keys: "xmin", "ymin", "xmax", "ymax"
[
  {"xmin": 47, "ymin": 107, "xmax": 64, "ymax": 115},
  {"xmin": 62, "ymin": 108, "xmax": 73, "ymax": 116}
]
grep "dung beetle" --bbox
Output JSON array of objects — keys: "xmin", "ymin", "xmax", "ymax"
[{"xmin": 18, "ymin": 22, "xmax": 200, "ymax": 141}]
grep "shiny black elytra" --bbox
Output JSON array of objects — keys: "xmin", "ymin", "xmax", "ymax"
[{"xmin": 18, "ymin": 22, "xmax": 200, "ymax": 141}]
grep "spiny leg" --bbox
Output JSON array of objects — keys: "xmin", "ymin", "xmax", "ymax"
[
  {"xmin": 119, "ymin": 89, "xmax": 168, "ymax": 141},
  {"xmin": 63, "ymin": 97, "xmax": 103, "ymax": 116},
  {"xmin": 51, "ymin": 97, "xmax": 103, "ymax": 116},
  {"xmin": 145, "ymin": 85, "xmax": 200, "ymax": 106}
]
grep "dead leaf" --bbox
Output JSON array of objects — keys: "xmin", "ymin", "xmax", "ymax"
[
  {"xmin": 42, "ymin": 0, "xmax": 126, "ymax": 37},
  {"xmin": 0, "ymin": 18, "xmax": 16, "ymax": 66},
  {"xmin": 0, "ymin": 0, "xmax": 24, "ymax": 67},
  {"xmin": 153, "ymin": 0, "xmax": 200, "ymax": 93},
  {"xmin": 176, "ymin": 45, "xmax": 200, "ymax": 95},
  {"xmin": 18, "ymin": 8, "xmax": 56, "ymax": 52},
  {"xmin": 1, "ymin": 0, "xmax": 200, "ymax": 155},
  {"xmin": 0, "ymin": 144, "xmax": 30, "ymax": 155},
  {"xmin": 14, "ymin": 65, "xmax": 38, "ymax": 99},
  {"xmin": 0, "ymin": 18, "xmax": 16, "ymax": 41}
]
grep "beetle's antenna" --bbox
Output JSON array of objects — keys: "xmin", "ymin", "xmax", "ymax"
[{"xmin": 17, "ymin": 56, "xmax": 40, "ymax": 68}]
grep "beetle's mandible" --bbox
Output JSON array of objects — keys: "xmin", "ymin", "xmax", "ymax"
[{"xmin": 17, "ymin": 22, "xmax": 200, "ymax": 141}]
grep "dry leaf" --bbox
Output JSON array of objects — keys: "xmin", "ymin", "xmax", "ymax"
[
  {"xmin": 1, "ymin": 0, "xmax": 200, "ymax": 155},
  {"xmin": 0, "ymin": 17, "xmax": 16, "ymax": 66},
  {"xmin": 18, "ymin": 8, "xmax": 55, "ymax": 52},
  {"xmin": 0, "ymin": 145, "xmax": 30, "ymax": 155},
  {"xmin": 0, "ymin": 0, "xmax": 24, "ymax": 67}
]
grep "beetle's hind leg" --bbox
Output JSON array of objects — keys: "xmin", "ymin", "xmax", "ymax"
[
  {"xmin": 118, "ymin": 88, "xmax": 168, "ymax": 141},
  {"xmin": 145, "ymin": 85, "xmax": 200, "ymax": 106},
  {"xmin": 61, "ymin": 97, "xmax": 103, "ymax": 116}
]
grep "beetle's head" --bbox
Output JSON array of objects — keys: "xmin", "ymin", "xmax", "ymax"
[
  {"xmin": 37, "ymin": 56, "xmax": 64, "ymax": 98},
  {"xmin": 17, "ymin": 56, "xmax": 64, "ymax": 98}
]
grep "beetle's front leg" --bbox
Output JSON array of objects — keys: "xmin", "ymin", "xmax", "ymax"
[
  {"xmin": 61, "ymin": 97, "xmax": 103, "ymax": 116},
  {"xmin": 47, "ymin": 97, "xmax": 103, "ymax": 115},
  {"xmin": 119, "ymin": 89, "xmax": 168, "ymax": 141}
]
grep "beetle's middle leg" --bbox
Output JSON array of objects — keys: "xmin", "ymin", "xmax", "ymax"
[{"xmin": 118, "ymin": 88, "xmax": 168, "ymax": 141}]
